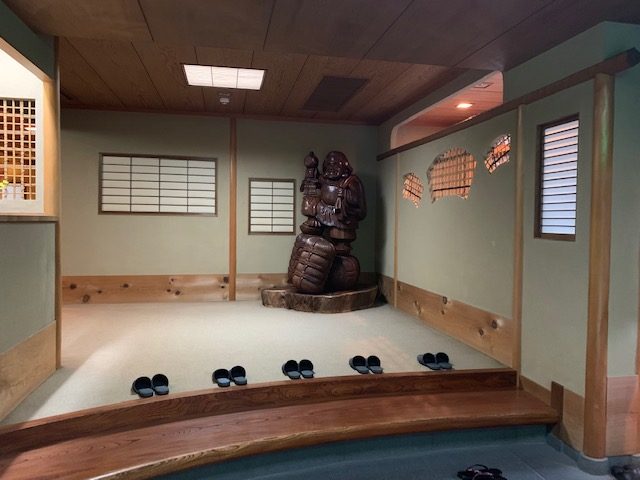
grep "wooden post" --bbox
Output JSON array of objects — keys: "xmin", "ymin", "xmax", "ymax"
[
  {"xmin": 583, "ymin": 73, "xmax": 615, "ymax": 458},
  {"xmin": 228, "ymin": 118, "xmax": 237, "ymax": 301},
  {"xmin": 512, "ymin": 105, "xmax": 524, "ymax": 375},
  {"xmin": 393, "ymin": 155, "xmax": 399, "ymax": 307}
]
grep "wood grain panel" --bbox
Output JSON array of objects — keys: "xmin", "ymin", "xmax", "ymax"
[
  {"xmin": 391, "ymin": 280, "xmax": 513, "ymax": 366},
  {"xmin": 0, "ymin": 369, "xmax": 517, "ymax": 453},
  {"xmin": 58, "ymin": 38, "xmax": 124, "ymax": 108},
  {"xmin": 133, "ymin": 42, "xmax": 204, "ymax": 111},
  {"xmin": 520, "ymin": 375, "xmax": 551, "ymax": 405},
  {"xmin": 0, "ymin": 388, "xmax": 555, "ymax": 480},
  {"xmin": 68, "ymin": 39, "xmax": 164, "ymax": 109},
  {"xmin": 365, "ymin": 0, "xmax": 551, "ymax": 67},
  {"xmin": 3, "ymin": 0, "xmax": 152, "ymax": 41},
  {"xmin": 140, "ymin": 0, "xmax": 274, "ymax": 50},
  {"xmin": 236, "ymin": 273, "xmax": 289, "ymax": 300},
  {"xmin": 61, "ymin": 275, "xmax": 228, "ymax": 304},
  {"xmin": 264, "ymin": 0, "xmax": 412, "ymax": 58},
  {"xmin": 195, "ymin": 47, "xmax": 254, "ymax": 114},
  {"xmin": 606, "ymin": 375, "xmax": 640, "ymax": 456},
  {"xmin": 0, "ymin": 323, "xmax": 56, "ymax": 421}
]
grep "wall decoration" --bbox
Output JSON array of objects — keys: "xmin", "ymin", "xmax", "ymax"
[
  {"xmin": 402, "ymin": 172, "xmax": 423, "ymax": 207},
  {"xmin": 249, "ymin": 178, "xmax": 296, "ymax": 234},
  {"xmin": 484, "ymin": 134, "xmax": 511, "ymax": 173},
  {"xmin": 427, "ymin": 147, "xmax": 476, "ymax": 202},
  {"xmin": 0, "ymin": 98, "xmax": 36, "ymax": 200}
]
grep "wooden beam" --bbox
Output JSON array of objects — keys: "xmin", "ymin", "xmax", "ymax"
[
  {"xmin": 377, "ymin": 48, "xmax": 640, "ymax": 161},
  {"xmin": 512, "ymin": 105, "xmax": 524, "ymax": 377},
  {"xmin": 228, "ymin": 118, "xmax": 238, "ymax": 301},
  {"xmin": 393, "ymin": 156, "xmax": 399, "ymax": 307},
  {"xmin": 583, "ymin": 73, "xmax": 615, "ymax": 459}
]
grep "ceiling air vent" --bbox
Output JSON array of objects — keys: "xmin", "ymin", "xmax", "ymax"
[{"xmin": 302, "ymin": 76, "xmax": 368, "ymax": 112}]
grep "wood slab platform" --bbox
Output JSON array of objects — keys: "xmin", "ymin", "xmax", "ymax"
[
  {"xmin": 0, "ymin": 370, "xmax": 558, "ymax": 479},
  {"xmin": 261, "ymin": 284, "xmax": 378, "ymax": 312}
]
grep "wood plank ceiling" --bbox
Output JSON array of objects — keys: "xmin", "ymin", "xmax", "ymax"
[{"xmin": 4, "ymin": 0, "xmax": 640, "ymax": 124}]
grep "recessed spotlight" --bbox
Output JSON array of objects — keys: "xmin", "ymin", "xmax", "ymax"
[
  {"xmin": 456, "ymin": 102, "xmax": 473, "ymax": 109},
  {"xmin": 183, "ymin": 64, "xmax": 265, "ymax": 90},
  {"xmin": 473, "ymin": 82, "xmax": 492, "ymax": 89},
  {"xmin": 218, "ymin": 93, "xmax": 231, "ymax": 105}
]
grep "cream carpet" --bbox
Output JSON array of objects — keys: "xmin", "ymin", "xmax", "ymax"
[{"xmin": 2, "ymin": 301, "xmax": 503, "ymax": 426}]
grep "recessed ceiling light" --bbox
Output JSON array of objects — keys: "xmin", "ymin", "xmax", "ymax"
[
  {"xmin": 473, "ymin": 82, "xmax": 492, "ymax": 89},
  {"xmin": 456, "ymin": 102, "xmax": 473, "ymax": 109},
  {"xmin": 183, "ymin": 64, "xmax": 265, "ymax": 90}
]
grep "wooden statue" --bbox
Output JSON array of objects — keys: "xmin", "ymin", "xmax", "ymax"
[{"xmin": 288, "ymin": 151, "xmax": 367, "ymax": 294}]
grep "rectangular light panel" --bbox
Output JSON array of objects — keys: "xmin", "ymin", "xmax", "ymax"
[{"xmin": 183, "ymin": 65, "xmax": 265, "ymax": 90}]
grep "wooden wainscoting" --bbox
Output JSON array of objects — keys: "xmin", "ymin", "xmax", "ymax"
[
  {"xmin": 0, "ymin": 323, "xmax": 56, "ymax": 421},
  {"xmin": 379, "ymin": 275, "xmax": 513, "ymax": 366},
  {"xmin": 606, "ymin": 375, "xmax": 640, "ymax": 456},
  {"xmin": 236, "ymin": 273, "xmax": 289, "ymax": 300}
]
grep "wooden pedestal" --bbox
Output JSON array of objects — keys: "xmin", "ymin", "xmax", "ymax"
[{"xmin": 261, "ymin": 284, "xmax": 378, "ymax": 313}]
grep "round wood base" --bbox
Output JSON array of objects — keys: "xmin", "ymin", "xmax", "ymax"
[{"xmin": 261, "ymin": 284, "xmax": 378, "ymax": 313}]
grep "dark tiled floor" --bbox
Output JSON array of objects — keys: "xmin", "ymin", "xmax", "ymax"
[{"xmin": 161, "ymin": 427, "xmax": 607, "ymax": 480}]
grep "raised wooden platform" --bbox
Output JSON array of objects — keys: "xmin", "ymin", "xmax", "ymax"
[
  {"xmin": 261, "ymin": 284, "xmax": 378, "ymax": 312},
  {"xmin": 0, "ymin": 369, "xmax": 558, "ymax": 479}
]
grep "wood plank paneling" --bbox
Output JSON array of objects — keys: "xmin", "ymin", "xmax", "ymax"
[
  {"xmin": 61, "ymin": 275, "xmax": 228, "ymax": 304},
  {"xmin": 140, "ymin": 0, "xmax": 274, "ymax": 50},
  {"xmin": 606, "ymin": 375, "xmax": 640, "ymax": 456},
  {"xmin": 68, "ymin": 38, "xmax": 164, "ymax": 109},
  {"xmin": 3, "ymin": 0, "xmax": 152, "ymax": 41},
  {"xmin": 0, "ymin": 323, "xmax": 56, "ymax": 421},
  {"xmin": 236, "ymin": 273, "xmax": 289, "ymax": 300},
  {"xmin": 264, "ymin": 0, "xmax": 412, "ymax": 58},
  {"xmin": 133, "ymin": 42, "xmax": 204, "ymax": 111}
]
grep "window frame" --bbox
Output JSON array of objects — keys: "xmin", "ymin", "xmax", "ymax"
[
  {"xmin": 248, "ymin": 177, "xmax": 297, "ymax": 235},
  {"xmin": 98, "ymin": 152, "xmax": 217, "ymax": 217},
  {"xmin": 534, "ymin": 114, "xmax": 579, "ymax": 241}
]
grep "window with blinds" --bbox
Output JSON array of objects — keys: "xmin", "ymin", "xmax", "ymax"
[
  {"xmin": 99, "ymin": 154, "xmax": 216, "ymax": 215},
  {"xmin": 536, "ymin": 116, "xmax": 579, "ymax": 239},
  {"xmin": 249, "ymin": 178, "xmax": 295, "ymax": 234}
]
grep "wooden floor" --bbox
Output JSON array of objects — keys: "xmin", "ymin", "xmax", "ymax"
[{"xmin": 0, "ymin": 369, "xmax": 558, "ymax": 480}]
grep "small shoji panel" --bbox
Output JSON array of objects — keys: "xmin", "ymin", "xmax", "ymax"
[
  {"xmin": 427, "ymin": 147, "xmax": 476, "ymax": 202},
  {"xmin": 0, "ymin": 98, "xmax": 37, "ymax": 200}
]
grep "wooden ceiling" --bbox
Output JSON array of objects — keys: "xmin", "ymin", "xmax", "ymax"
[{"xmin": 5, "ymin": 0, "xmax": 640, "ymax": 124}]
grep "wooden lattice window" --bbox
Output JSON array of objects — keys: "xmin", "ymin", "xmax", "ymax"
[
  {"xmin": 249, "ymin": 178, "xmax": 296, "ymax": 234},
  {"xmin": 99, "ymin": 154, "xmax": 216, "ymax": 215},
  {"xmin": 484, "ymin": 134, "xmax": 511, "ymax": 173},
  {"xmin": 427, "ymin": 148, "xmax": 476, "ymax": 202},
  {"xmin": 0, "ymin": 98, "xmax": 36, "ymax": 200},
  {"xmin": 402, "ymin": 173, "xmax": 423, "ymax": 207}
]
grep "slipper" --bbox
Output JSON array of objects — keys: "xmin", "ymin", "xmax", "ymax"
[
  {"xmin": 366, "ymin": 355, "xmax": 383, "ymax": 374},
  {"xmin": 230, "ymin": 365, "xmax": 247, "ymax": 385},
  {"xmin": 299, "ymin": 359, "xmax": 315, "ymax": 378},
  {"xmin": 417, "ymin": 353, "xmax": 441, "ymax": 370},
  {"xmin": 457, "ymin": 465, "xmax": 503, "ymax": 480},
  {"xmin": 132, "ymin": 376, "xmax": 154, "ymax": 398},
  {"xmin": 213, "ymin": 368, "xmax": 232, "ymax": 387},
  {"xmin": 612, "ymin": 465, "xmax": 640, "ymax": 480},
  {"xmin": 282, "ymin": 360, "xmax": 301, "ymax": 379},
  {"xmin": 151, "ymin": 373, "xmax": 169, "ymax": 395},
  {"xmin": 349, "ymin": 355, "xmax": 369, "ymax": 374},
  {"xmin": 436, "ymin": 352, "xmax": 453, "ymax": 370}
]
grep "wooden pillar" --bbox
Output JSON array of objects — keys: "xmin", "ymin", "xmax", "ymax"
[
  {"xmin": 512, "ymin": 105, "xmax": 525, "ymax": 374},
  {"xmin": 583, "ymin": 73, "xmax": 615, "ymax": 458},
  {"xmin": 228, "ymin": 118, "xmax": 237, "ymax": 301},
  {"xmin": 393, "ymin": 155, "xmax": 399, "ymax": 307}
]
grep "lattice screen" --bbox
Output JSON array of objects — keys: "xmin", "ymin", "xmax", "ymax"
[
  {"xmin": 484, "ymin": 134, "xmax": 511, "ymax": 173},
  {"xmin": 249, "ymin": 178, "xmax": 295, "ymax": 234},
  {"xmin": 0, "ymin": 98, "xmax": 37, "ymax": 200},
  {"xmin": 402, "ymin": 173, "xmax": 423, "ymax": 207},
  {"xmin": 426, "ymin": 148, "xmax": 476, "ymax": 202}
]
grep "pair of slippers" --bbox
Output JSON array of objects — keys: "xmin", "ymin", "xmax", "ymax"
[
  {"xmin": 349, "ymin": 355, "xmax": 383, "ymax": 374},
  {"xmin": 458, "ymin": 464, "xmax": 506, "ymax": 480},
  {"xmin": 282, "ymin": 359, "xmax": 314, "ymax": 379},
  {"xmin": 417, "ymin": 352, "xmax": 453, "ymax": 370},
  {"xmin": 132, "ymin": 374, "xmax": 169, "ymax": 398},
  {"xmin": 612, "ymin": 465, "xmax": 640, "ymax": 480},
  {"xmin": 213, "ymin": 366, "xmax": 247, "ymax": 387}
]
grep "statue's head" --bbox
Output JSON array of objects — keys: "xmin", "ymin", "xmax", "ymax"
[
  {"xmin": 323, "ymin": 151, "xmax": 352, "ymax": 180},
  {"xmin": 304, "ymin": 151, "xmax": 319, "ymax": 168}
]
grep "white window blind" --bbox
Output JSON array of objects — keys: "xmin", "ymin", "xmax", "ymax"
[
  {"xmin": 249, "ymin": 178, "xmax": 295, "ymax": 234},
  {"xmin": 100, "ymin": 154, "xmax": 216, "ymax": 215},
  {"xmin": 539, "ymin": 118, "xmax": 579, "ymax": 237}
]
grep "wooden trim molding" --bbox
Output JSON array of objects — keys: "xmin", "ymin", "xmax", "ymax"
[
  {"xmin": 0, "ymin": 323, "xmax": 56, "ymax": 421},
  {"xmin": 512, "ymin": 105, "xmax": 524, "ymax": 378},
  {"xmin": 583, "ymin": 73, "xmax": 615, "ymax": 459},
  {"xmin": 228, "ymin": 118, "xmax": 238, "ymax": 301},
  {"xmin": 379, "ymin": 275, "xmax": 513, "ymax": 366}
]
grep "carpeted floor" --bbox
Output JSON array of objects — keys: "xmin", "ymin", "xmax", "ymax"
[{"xmin": 2, "ymin": 301, "xmax": 503, "ymax": 426}]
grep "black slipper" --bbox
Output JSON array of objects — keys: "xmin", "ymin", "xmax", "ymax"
[
  {"xmin": 213, "ymin": 368, "xmax": 232, "ymax": 387},
  {"xmin": 349, "ymin": 355, "xmax": 369, "ymax": 374},
  {"xmin": 436, "ymin": 352, "xmax": 453, "ymax": 369},
  {"xmin": 282, "ymin": 360, "xmax": 301, "ymax": 379},
  {"xmin": 366, "ymin": 355, "xmax": 383, "ymax": 374},
  {"xmin": 132, "ymin": 376, "xmax": 154, "ymax": 398},
  {"xmin": 299, "ymin": 359, "xmax": 315, "ymax": 378},
  {"xmin": 611, "ymin": 465, "xmax": 640, "ymax": 480},
  {"xmin": 457, "ymin": 464, "xmax": 503, "ymax": 480},
  {"xmin": 151, "ymin": 374, "xmax": 169, "ymax": 395},
  {"xmin": 417, "ymin": 353, "xmax": 441, "ymax": 370},
  {"xmin": 230, "ymin": 365, "xmax": 247, "ymax": 385}
]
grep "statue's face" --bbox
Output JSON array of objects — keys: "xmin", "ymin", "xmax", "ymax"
[{"xmin": 323, "ymin": 152, "xmax": 350, "ymax": 180}]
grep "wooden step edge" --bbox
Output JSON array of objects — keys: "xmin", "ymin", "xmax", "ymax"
[{"xmin": 0, "ymin": 368, "xmax": 516, "ymax": 455}]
